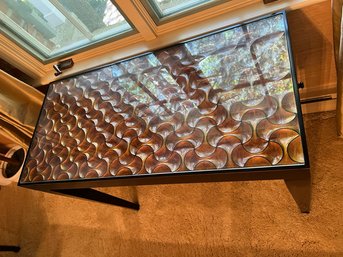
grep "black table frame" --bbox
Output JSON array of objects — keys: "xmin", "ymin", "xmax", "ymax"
[
  {"xmin": 18, "ymin": 11, "xmax": 311, "ymax": 213},
  {"xmin": 0, "ymin": 245, "xmax": 20, "ymax": 253},
  {"xmin": 19, "ymin": 165, "xmax": 311, "ymax": 213}
]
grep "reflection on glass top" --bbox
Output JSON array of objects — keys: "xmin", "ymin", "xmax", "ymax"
[
  {"xmin": 21, "ymin": 13, "xmax": 306, "ymax": 184},
  {"xmin": 0, "ymin": 0, "xmax": 132, "ymax": 61},
  {"xmin": 147, "ymin": 0, "xmax": 218, "ymax": 18}
]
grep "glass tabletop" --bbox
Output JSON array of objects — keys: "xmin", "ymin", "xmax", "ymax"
[{"xmin": 20, "ymin": 12, "xmax": 307, "ymax": 184}]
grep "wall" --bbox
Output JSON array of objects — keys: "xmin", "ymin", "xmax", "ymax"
[{"xmin": 288, "ymin": 0, "xmax": 337, "ymax": 113}]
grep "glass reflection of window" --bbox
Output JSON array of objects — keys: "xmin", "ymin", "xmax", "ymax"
[
  {"xmin": 107, "ymin": 14, "xmax": 292, "ymax": 116},
  {"xmin": 185, "ymin": 27, "xmax": 260, "ymax": 91},
  {"xmin": 111, "ymin": 54, "xmax": 180, "ymax": 116},
  {"xmin": 182, "ymin": 15, "xmax": 290, "ymax": 108}
]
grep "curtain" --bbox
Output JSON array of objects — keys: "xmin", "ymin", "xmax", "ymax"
[
  {"xmin": 0, "ymin": 70, "xmax": 44, "ymax": 149},
  {"xmin": 332, "ymin": 0, "xmax": 343, "ymax": 137}
]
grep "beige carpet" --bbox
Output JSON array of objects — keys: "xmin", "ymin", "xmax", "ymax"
[{"xmin": 1, "ymin": 111, "xmax": 342, "ymax": 257}]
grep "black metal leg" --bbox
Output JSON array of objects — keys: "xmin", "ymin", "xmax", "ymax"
[
  {"xmin": 0, "ymin": 245, "xmax": 20, "ymax": 252},
  {"xmin": 284, "ymin": 171, "xmax": 311, "ymax": 213},
  {"xmin": 52, "ymin": 188, "xmax": 139, "ymax": 210}
]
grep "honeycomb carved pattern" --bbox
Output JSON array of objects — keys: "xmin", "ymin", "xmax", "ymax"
[{"xmin": 21, "ymin": 14, "xmax": 305, "ymax": 183}]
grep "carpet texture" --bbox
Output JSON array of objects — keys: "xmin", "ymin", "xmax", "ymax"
[{"xmin": 1, "ymin": 111, "xmax": 342, "ymax": 257}]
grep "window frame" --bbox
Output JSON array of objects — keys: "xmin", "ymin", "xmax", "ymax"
[
  {"xmin": 0, "ymin": 0, "xmax": 136, "ymax": 63},
  {"xmin": 140, "ymin": 0, "xmax": 227, "ymax": 24}
]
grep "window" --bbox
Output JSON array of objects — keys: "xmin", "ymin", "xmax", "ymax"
[
  {"xmin": 142, "ymin": 0, "xmax": 224, "ymax": 21},
  {"xmin": 0, "ymin": 0, "xmax": 132, "ymax": 61}
]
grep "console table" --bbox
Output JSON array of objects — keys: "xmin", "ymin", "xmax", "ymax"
[{"xmin": 19, "ymin": 12, "xmax": 311, "ymax": 213}]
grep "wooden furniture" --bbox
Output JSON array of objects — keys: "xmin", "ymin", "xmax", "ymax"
[{"xmin": 19, "ymin": 12, "xmax": 311, "ymax": 213}]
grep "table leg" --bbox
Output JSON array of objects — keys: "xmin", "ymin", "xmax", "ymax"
[
  {"xmin": 284, "ymin": 171, "xmax": 311, "ymax": 213},
  {"xmin": 0, "ymin": 245, "xmax": 20, "ymax": 252},
  {"xmin": 52, "ymin": 188, "xmax": 139, "ymax": 210}
]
